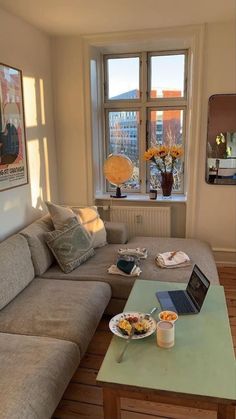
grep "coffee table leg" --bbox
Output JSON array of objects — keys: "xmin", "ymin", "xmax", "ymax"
[
  {"xmin": 217, "ymin": 404, "xmax": 235, "ymax": 419},
  {"xmin": 103, "ymin": 388, "xmax": 121, "ymax": 419}
]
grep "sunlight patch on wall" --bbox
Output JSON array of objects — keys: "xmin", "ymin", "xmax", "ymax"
[
  {"xmin": 23, "ymin": 77, "xmax": 37, "ymax": 127},
  {"xmin": 3, "ymin": 197, "xmax": 21, "ymax": 211},
  {"xmin": 27, "ymin": 138, "xmax": 43, "ymax": 208},
  {"xmin": 40, "ymin": 79, "xmax": 46, "ymax": 125},
  {"xmin": 43, "ymin": 136, "xmax": 51, "ymax": 201}
]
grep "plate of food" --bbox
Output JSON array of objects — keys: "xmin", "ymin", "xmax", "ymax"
[{"xmin": 109, "ymin": 312, "xmax": 156, "ymax": 339}]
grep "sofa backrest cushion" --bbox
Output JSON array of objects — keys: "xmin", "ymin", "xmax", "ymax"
[
  {"xmin": 0, "ymin": 234, "xmax": 34, "ymax": 310},
  {"xmin": 45, "ymin": 202, "xmax": 107, "ymax": 249},
  {"xmin": 45, "ymin": 201, "xmax": 75, "ymax": 230},
  {"xmin": 20, "ymin": 215, "xmax": 55, "ymax": 276},
  {"xmin": 73, "ymin": 206, "xmax": 107, "ymax": 248},
  {"xmin": 104, "ymin": 221, "xmax": 128, "ymax": 244}
]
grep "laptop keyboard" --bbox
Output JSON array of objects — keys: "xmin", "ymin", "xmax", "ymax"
[{"xmin": 168, "ymin": 290, "xmax": 195, "ymax": 313}]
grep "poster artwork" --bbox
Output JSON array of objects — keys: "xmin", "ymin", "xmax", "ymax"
[{"xmin": 0, "ymin": 63, "xmax": 28, "ymax": 191}]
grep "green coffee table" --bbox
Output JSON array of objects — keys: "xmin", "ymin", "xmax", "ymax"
[{"xmin": 97, "ymin": 280, "xmax": 236, "ymax": 419}]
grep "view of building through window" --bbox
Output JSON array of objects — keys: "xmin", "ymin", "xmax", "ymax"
[{"xmin": 104, "ymin": 52, "xmax": 187, "ymax": 193}]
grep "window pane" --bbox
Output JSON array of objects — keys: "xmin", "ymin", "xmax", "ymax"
[
  {"xmin": 107, "ymin": 110, "xmax": 140, "ymax": 190},
  {"xmin": 150, "ymin": 54, "xmax": 185, "ymax": 98},
  {"xmin": 107, "ymin": 57, "xmax": 140, "ymax": 100},
  {"xmin": 148, "ymin": 109, "xmax": 184, "ymax": 192}
]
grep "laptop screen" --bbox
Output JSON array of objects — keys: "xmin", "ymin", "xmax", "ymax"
[{"xmin": 186, "ymin": 265, "xmax": 210, "ymax": 310}]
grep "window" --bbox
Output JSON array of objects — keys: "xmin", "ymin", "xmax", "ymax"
[{"xmin": 103, "ymin": 51, "xmax": 188, "ymax": 194}]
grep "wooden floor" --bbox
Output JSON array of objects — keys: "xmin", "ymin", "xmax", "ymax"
[{"xmin": 54, "ymin": 267, "xmax": 236, "ymax": 419}]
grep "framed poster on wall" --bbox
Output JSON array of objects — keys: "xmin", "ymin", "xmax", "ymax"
[{"xmin": 0, "ymin": 63, "xmax": 28, "ymax": 191}]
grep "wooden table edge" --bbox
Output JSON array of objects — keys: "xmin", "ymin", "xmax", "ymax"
[{"xmin": 97, "ymin": 380, "xmax": 236, "ymax": 419}]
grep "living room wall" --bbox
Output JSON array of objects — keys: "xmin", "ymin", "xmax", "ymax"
[
  {"xmin": 194, "ymin": 21, "xmax": 236, "ymax": 264},
  {"xmin": 0, "ymin": 8, "xmax": 58, "ymax": 240},
  {"xmin": 52, "ymin": 21, "xmax": 236, "ymax": 264}
]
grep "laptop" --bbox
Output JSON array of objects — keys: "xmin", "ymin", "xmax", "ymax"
[{"xmin": 156, "ymin": 264, "xmax": 210, "ymax": 314}]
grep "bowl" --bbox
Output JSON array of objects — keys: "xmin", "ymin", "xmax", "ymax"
[{"xmin": 158, "ymin": 310, "xmax": 178, "ymax": 323}]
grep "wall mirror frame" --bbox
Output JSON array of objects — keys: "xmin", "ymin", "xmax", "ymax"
[{"xmin": 206, "ymin": 93, "xmax": 236, "ymax": 185}]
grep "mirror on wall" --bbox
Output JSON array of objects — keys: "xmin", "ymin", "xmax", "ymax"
[{"xmin": 206, "ymin": 94, "xmax": 236, "ymax": 185}]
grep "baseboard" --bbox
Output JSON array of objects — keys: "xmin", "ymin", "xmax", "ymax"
[{"xmin": 213, "ymin": 247, "xmax": 236, "ymax": 267}]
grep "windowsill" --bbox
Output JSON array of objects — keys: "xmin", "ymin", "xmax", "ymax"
[{"xmin": 95, "ymin": 193, "xmax": 187, "ymax": 203}]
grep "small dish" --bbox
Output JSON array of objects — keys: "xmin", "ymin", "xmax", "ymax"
[{"xmin": 158, "ymin": 310, "xmax": 178, "ymax": 323}]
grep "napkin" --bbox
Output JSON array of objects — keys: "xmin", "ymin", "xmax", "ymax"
[
  {"xmin": 108, "ymin": 264, "xmax": 142, "ymax": 277},
  {"xmin": 118, "ymin": 247, "xmax": 148, "ymax": 259},
  {"xmin": 155, "ymin": 251, "xmax": 191, "ymax": 268}
]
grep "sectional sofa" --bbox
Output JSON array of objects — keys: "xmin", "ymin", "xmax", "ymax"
[{"xmin": 0, "ymin": 210, "xmax": 219, "ymax": 418}]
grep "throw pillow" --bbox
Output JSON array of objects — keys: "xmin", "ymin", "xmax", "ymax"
[
  {"xmin": 45, "ymin": 201, "xmax": 75, "ymax": 230},
  {"xmin": 74, "ymin": 206, "xmax": 107, "ymax": 248},
  {"xmin": 44, "ymin": 218, "xmax": 95, "ymax": 273}
]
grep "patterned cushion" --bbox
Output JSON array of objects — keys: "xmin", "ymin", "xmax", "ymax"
[{"xmin": 44, "ymin": 218, "xmax": 95, "ymax": 273}]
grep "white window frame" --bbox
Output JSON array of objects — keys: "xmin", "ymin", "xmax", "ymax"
[
  {"xmin": 103, "ymin": 50, "xmax": 188, "ymax": 194},
  {"xmin": 104, "ymin": 53, "xmax": 142, "ymax": 102},
  {"xmin": 82, "ymin": 25, "xmax": 205, "ymax": 238}
]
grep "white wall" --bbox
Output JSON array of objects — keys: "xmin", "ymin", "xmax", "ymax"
[
  {"xmin": 0, "ymin": 8, "xmax": 58, "ymax": 240},
  {"xmin": 51, "ymin": 36, "xmax": 90, "ymax": 206},
  {"xmin": 194, "ymin": 22, "xmax": 236, "ymax": 263}
]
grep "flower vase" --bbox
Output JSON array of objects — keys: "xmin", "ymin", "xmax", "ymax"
[{"xmin": 161, "ymin": 172, "xmax": 173, "ymax": 197}]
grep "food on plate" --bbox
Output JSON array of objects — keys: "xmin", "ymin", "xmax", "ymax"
[
  {"xmin": 117, "ymin": 319, "xmax": 132, "ymax": 336},
  {"xmin": 133, "ymin": 321, "xmax": 149, "ymax": 335},
  {"xmin": 159, "ymin": 311, "xmax": 178, "ymax": 322},
  {"xmin": 118, "ymin": 316, "xmax": 149, "ymax": 336}
]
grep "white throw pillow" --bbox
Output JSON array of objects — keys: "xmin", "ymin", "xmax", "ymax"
[
  {"xmin": 75, "ymin": 206, "xmax": 107, "ymax": 248},
  {"xmin": 45, "ymin": 201, "xmax": 75, "ymax": 230}
]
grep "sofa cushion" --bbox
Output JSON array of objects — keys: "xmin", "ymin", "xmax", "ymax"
[
  {"xmin": 45, "ymin": 202, "xmax": 107, "ymax": 249},
  {"xmin": 0, "ymin": 333, "xmax": 79, "ymax": 419},
  {"xmin": 42, "ymin": 237, "xmax": 219, "ymax": 300},
  {"xmin": 104, "ymin": 221, "xmax": 128, "ymax": 244},
  {"xmin": 45, "ymin": 200, "xmax": 75, "ymax": 230},
  {"xmin": 73, "ymin": 206, "xmax": 107, "ymax": 248},
  {"xmin": 20, "ymin": 214, "xmax": 55, "ymax": 276},
  {"xmin": 0, "ymin": 234, "xmax": 34, "ymax": 310},
  {"xmin": 127, "ymin": 236, "xmax": 219, "ymax": 284},
  {"xmin": 0, "ymin": 278, "xmax": 111, "ymax": 357},
  {"xmin": 44, "ymin": 218, "xmax": 95, "ymax": 273}
]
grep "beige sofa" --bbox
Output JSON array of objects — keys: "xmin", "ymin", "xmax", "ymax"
[
  {"xmin": 0, "ymin": 213, "xmax": 219, "ymax": 418},
  {"xmin": 0, "ymin": 233, "xmax": 111, "ymax": 419},
  {"xmin": 21, "ymin": 213, "xmax": 219, "ymax": 314}
]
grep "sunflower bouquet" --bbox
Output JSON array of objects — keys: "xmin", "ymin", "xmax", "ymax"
[{"xmin": 144, "ymin": 145, "xmax": 184, "ymax": 173}]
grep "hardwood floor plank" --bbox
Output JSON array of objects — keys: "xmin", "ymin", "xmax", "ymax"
[
  {"xmin": 121, "ymin": 411, "xmax": 169, "ymax": 419},
  {"xmin": 86, "ymin": 330, "xmax": 112, "ymax": 355},
  {"xmin": 72, "ymin": 367, "xmax": 98, "ymax": 385},
  {"xmin": 79, "ymin": 353, "xmax": 104, "ymax": 370},
  {"xmin": 217, "ymin": 267, "xmax": 236, "ymax": 282},
  {"xmin": 53, "ymin": 400, "xmax": 103, "ymax": 419},
  {"xmin": 63, "ymin": 383, "xmax": 103, "ymax": 405},
  {"xmin": 229, "ymin": 317, "xmax": 236, "ymax": 326},
  {"xmin": 121, "ymin": 398, "xmax": 215, "ymax": 419},
  {"xmin": 97, "ymin": 316, "xmax": 112, "ymax": 332}
]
